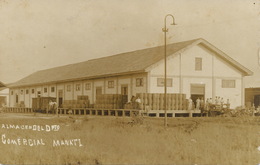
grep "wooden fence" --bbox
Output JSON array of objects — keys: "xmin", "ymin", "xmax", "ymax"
[
  {"xmin": 2, "ymin": 107, "xmax": 139, "ymax": 117},
  {"xmin": 2, "ymin": 107, "xmax": 33, "ymax": 113}
]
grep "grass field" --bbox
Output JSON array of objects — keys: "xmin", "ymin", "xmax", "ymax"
[{"xmin": 0, "ymin": 113, "xmax": 259, "ymax": 165}]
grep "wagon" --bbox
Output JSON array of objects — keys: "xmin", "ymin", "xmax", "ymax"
[
  {"xmin": 205, "ymin": 104, "xmax": 230, "ymax": 117},
  {"xmin": 32, "ymin": 97, "xmax": 56, "ymax": 113}
]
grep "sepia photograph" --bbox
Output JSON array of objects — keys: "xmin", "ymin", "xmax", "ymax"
[{"xmin": 0, "ymin": 0, "xmax": 259, "ymax": 164}]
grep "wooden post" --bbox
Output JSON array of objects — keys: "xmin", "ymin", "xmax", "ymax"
[
  {"xmin": 156, "ymin": 112, "xmax": 159, "ymax": 117},
  {"xmin": 189, "ymin": 110, "xmax": 192, "ymax": 117},
  {"xmin": 122, "ymin": 110, "xmax": 125, "ymax": 117},
  {"xmin": 172, "ymin": 112, "xmax": 175, "ymax": 117}
]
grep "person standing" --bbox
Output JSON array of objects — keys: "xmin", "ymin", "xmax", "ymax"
[
  {"xmin": 135, "ymin": 97, "xmax": 141, "ymax": 110},
  {"xmin": 205, "ymin": 98, "xmax": 209, "ymax": 111},
  {"xmin": 226, "ymin": 99, "xmax": 230, "ymax": 109},
  {"xmin": 220, "ymin": 98, "xmax": 224, "ymax": 109},
  {"xmin": 131, "ymin": 95, "xmax": 136, "ymax": 109},
  {"xmin": 200, "ymin": 97, "xmax": 205, "ymax": 111},
  {"xmin": 196, "ymin": 97, "xmax": 201, "ymax": 110},
  {"xmin": 188, "ymin": 97, "xmax": 193, "ymax": 110}
]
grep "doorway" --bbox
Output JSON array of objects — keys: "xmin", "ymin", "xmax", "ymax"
[
  {"xmin": 96, "ymin": 87, "xmax": 102, "ymax": 99},
  {"xmin": 121, "ymin": 85, "xmax": 128, "ymax": 103},
  {"xmin": 254, "ymin": 95, "xmax": 260, "ymax": 107},
  {"xmin": 58, "ymin": 90, "xmax": 63, "ymax": 107},
  {"xmin": 15, "ymin": 94, "xmax": 19, "ymax": 104},
  {"xmin": 121, "ymin": 85, "xmax": 128, "ymax": 95},
  {"xmin": 190, "ymin": 84, "xmax": 205, "ymax": 105}
]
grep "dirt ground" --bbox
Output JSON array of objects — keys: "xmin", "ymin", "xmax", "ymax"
[{"xmin": 0, "ymin": 113, "xmax": 259, "ymax": 165}]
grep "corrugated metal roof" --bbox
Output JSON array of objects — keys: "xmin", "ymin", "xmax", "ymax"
[{"xmin": 9, "ymin": 38, "xmax": 253, "ymax": 88}]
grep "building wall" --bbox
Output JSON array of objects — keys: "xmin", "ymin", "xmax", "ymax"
[
  {"xmin": 8, "ymin": 73, "xmax": 147, "ymax": 108},
  {"xmin": 8, "ymin": 44, "xmax": 247, "ymax": 109},
  {"xmin": 147, "ymin": 44, "xmax": 244, "ymax": 108},
  {"xmin": 82, "ymin": 80, "xmax": 94, "ymax": 104}
]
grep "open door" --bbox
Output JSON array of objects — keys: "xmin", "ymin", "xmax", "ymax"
[
  {"xmin": 254, "ymin": 95, "xmax": 260, "ymax": 107},
  {"xmin": 15, "ymin": 94, "xmax": 19, "ymax": 104},
  {"xmin": 58, "ymin": 90, "xmax": 63, "ymax": 107},
  {"xmin": 190, "ymin": 84, "xmax": 205, "ymax": 105},
  {"xmin": 121, "ymin": 85, "xmax": 128, "ymax": 104},
  {"xmin": 96, "ymin": 87, "xmax": 102, "ymax": 100}
]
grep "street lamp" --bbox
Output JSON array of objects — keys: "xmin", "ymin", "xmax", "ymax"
[{"xmin": 162, "ymin": 14, "xmax": 176, "ymax": 127}]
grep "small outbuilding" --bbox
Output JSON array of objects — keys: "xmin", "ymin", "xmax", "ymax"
[{"xmin": 0, "ymin": 81, "xmax": 9, "ymax": 107}]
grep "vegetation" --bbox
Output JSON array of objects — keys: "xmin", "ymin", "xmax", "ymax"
[{"xmin": 0, "ymin": 113, "xmax": 259, "ymax": 165}]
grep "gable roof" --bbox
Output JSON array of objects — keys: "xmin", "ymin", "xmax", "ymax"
[
  {"xmin": 9, "ymin": 38, "xmax": 253, "ymax": 88},
  {"xmin": 0, "ymin": 81, "xmax": 6, "ymax": 91},
  {"xmin": 0, "ymin": 81, "xmax": 6, "ymax": 88}
]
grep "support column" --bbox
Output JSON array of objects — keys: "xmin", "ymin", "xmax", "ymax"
[
  {"xmin": 212, "ymin": 78, "xmax": 216, "ymax": 99},
  {"xmin": 56, "ymin": 84, "xmax": 58, "ymax": 104},
  {"xmin": 92, "ymin": 81, "xmax": 94, "ymax": 104},
  {"xmin": 64, "ymin": 84, "xmax": 66, "ymax": 101},
  {"xmin": 130, "ymin": 75, "xmax": 133, "ymax": 99},
  {"xmin": 179, "ymin": 53, "xmax": 183, "ymax": 93},
  {"xmin": 104, "ymin": 78, "xmax": 106, "ymax": 94},
  {"xmin": 241, "ymin": 76, "xmax": 245, "ymax": 106},
  {"xmin": 72, "ymin": 82, "xmax": 74, "ymax": 100},
  {"xmin": 212, "ymin": 55, "xmax": 215, "ymax": 99},
  {"xmin": 82, "ymin": 81, "xmax": 84, "ymax": 96},
  {"xmin": 116, "ymin": 77, "xmax": 119, "ymax": 94}
]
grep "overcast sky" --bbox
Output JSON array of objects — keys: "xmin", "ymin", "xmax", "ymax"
[{"xmin": 0, "ymin": 0, "xmax": 259, "ymax": 87}]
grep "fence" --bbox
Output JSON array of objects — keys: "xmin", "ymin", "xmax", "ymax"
[
  {"xmin": 2, "ymin": 107, "xmax": 139, "ymax": 117},
  {"xmin": 3, "ymin": 107, "xmax": 33, "ymax": 113}
]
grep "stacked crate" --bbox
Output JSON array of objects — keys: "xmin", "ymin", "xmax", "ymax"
[
  {"xmin": 94, "ymin": 94, "xmax": 127, "ymax": 109},
  {"xmin": 136, "ymin": 93, "xmax": 187, "ymax": 110},
  {"xmin": 62, "ymin": 95, "xmax": 90, "ymax": 108}
]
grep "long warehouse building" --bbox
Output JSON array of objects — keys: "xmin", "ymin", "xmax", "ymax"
[{"xmin": 8, "ymin": 38, "xmax": 253, "ymax": 109}]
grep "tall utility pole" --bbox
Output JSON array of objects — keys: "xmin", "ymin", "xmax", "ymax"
[{"xmin": 162, "ymin": 14, "xmax": 176, "ymax": 127}]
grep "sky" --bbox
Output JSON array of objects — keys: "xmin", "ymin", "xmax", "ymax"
[{"xmin": 0, "ymin": 0, "xmax": 259, "ymax": 87}]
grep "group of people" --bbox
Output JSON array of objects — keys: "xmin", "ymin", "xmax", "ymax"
[
  {"xmin": 188, "ymin": 96, "xmax": 230, "ymax": 111},
  {"xmin": 130, "ymin": 96, "xmax": 141, "ymax": 110}
]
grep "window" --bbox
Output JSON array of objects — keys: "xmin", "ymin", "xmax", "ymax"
[
  {"xmin": 44, "ymin": 87, "xmax": 47, "ymax": 93},
  {"xmin": 76, "ymin": 84, "xmax": 81, "ymax": 91},
  {"xmin": 157, "ymin": 78, "xmax": 173, "ymax": 87},
  {"xmin": 222, "ymin": 80, "xmax": 236, "ymax": 88},
  {"xmin": 37, "ymin": 91, "xmax": 41, "ymax": 97},
  {"xmin": 108, "ymin": 81, "xmax": 114, "ymax": 88},
  {"xmin": 85, "ymin": 83, "xmax": 91, "ymax": 90},
  {"xmin": 20, "ymin": 90, "xmax": 23, "ymax": 95},
  {"xmin": 51, "ymin": 87, "xmax": 55, "ymax": 92},
  {"xmin": 195, "ymin": 57, "xmax": 202, "ymax": 71},
  {"xmin": 67, "ymin": 85, "xmax": 71, "ymax": 92},
  {"xmin": 31, "ymin": 89, "xmax": 35, "ymax": 94},
  {"xmin": 11, "ymin": 91, "xmax": 13, "ymax": 95},
  {"xmin": 136, "ymin": 78, "xmax": 144, "ymax": 87},
  {"xmin": 26, "ymin": 89, "xmax": 29, "ymax": 94}
]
